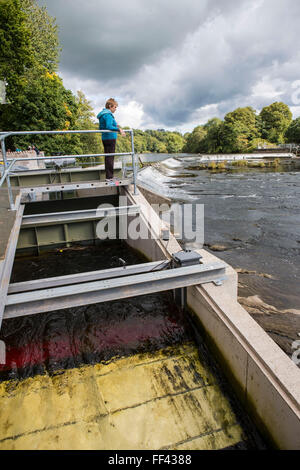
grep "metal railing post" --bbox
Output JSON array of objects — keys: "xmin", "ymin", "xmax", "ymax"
[
  {"xmin": 1, "ymin": 137, "xmax": 15, "ymax": 210},
  {"xmin": 131, "ymin": 130, "xmax": 138, "ymax": 195}
]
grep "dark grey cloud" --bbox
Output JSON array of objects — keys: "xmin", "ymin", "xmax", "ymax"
[
  {"xmin": 39, "ymin": 0, "xmax": 211, "ymax": 80},
  {"xmin": 38, "ymin": 0, "xmax": 300, "ymax": 130}
]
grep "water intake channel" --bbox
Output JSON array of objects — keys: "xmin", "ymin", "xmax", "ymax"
[{"xmin": 0, "ymin": 197, "xmax": 267, "ymax": 450}]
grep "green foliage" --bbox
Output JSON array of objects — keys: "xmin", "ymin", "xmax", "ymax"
[
  {"xmin": 183, "ymin": 125, "xmax": 207, "ymax": 153},
  {"xmin": 116, "ymin": 132, "xmax": 131, "ymax": 154},
  {"xmin": 166, "ymin": 132, "xmax": 185, "ymax": 153},
  {"xmin": 285, "ymin": 117, "xmax": 300, "ymax": 143},
  {"xmin": 183, "ymin": 109, "xmax": 261, "ymax": 154},
  {"xmin": 220, "ymin": 107, "xmax": 259, "ymax": 153},
  {"xmin": 224, "ymin": 106, "xmax": 258, "ymax": 129},
  {"xmin": 0, "ymin": 0, "xmax": 60, "ymax": 105},
  {"xmin": 2, "ymin": 71, "xmax": 82, "ymax": 154},
  {"xmin": 202, "ymin": 118, "xmax": 223, "ymax": 153},
  {"xmin": 74, "ymin": 90, "xmax": 102, "ymax": 155},
  {"xmin": 115, "ymin": 129, "xmax": 184, "ymax": 155},
  {"xmin": 184, "ymin": 102, "xmax": 293, "ymax": 154},
  {"xmin": 0, "ymin": 0, "xmax": 81, "ymax": 155},
  {"xmin": 22, "ymin": 0, "xmax": 60, "ymax": 73},
  {"xmin": 260, "ymin": 102, "xmax": 292, "ymax": 143},
  {"xmin": 0, "ymin": 0, "xmax": 32, "ymax": 99}
]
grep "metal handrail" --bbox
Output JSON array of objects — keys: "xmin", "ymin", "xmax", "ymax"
[
  {"xmin": 7, "ymin": 152, "xmax": 132, "ymax": 162},
  {"xmin": 0, "ymin": 159, "xmax": 16, "ymax": 187},
  {"xmin": 0, "ymin": 129, "xmax": 137, "ymax": 209}
]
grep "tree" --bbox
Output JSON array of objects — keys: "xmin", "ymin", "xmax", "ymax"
[
  {"xmin": 224, "ymin": 106, "xmax": 257, "ymax": 129},
  {"xmin": 220, "ymin": 106, "xmax": 259, "ymax": 153},
  {"xmin": 0, "ymin": 0, "xmax": 82, "ymax": 155},
  {"xmin": 74, "ymin": 90, "xmax": 102, "ymax": 155},
  {"xmin": 166, "ymin": 133, "xmax": 185, "ymax": 153},
  {"xmin": 203, "ymin": 118, "xmax": 223, "ymax": 153},
  {"xmin": 183, "ymin": 126, "xmax": 207, "ymax": 153},
  {"xmin": 116, "ymin": 131, "xmax": 131, "ymax": 154},
  {"xmin": 153, "ymin": 140, "xmax": 167, "ymax": 153},
  {"xmin": 0, "ymin": 0, "xmax": 32, "ymax": 100},
  {"xmin": 220, "ymin": 121, "xmax": 249, "ymax": 153},
  {"xmin": 123, "ymin": 129, "xmax": 184, "ymax": 154},
  {"xmin": 260, "ymin": 102, "xmax": 292, "ymax": 144},
  {"xmin": 22, "ymin": 0, "xmax": 60, "ymax": 73},
  {"xmin": 5, "ymin": 71, "xmax": 82, "ymax": 154},
  {"xmin": 285, "ymin": 117, "xmax": 300, "ymax": 143}
]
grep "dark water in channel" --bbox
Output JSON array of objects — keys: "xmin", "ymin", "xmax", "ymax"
[
  {"xmin": 1, "ymin": 243, "xmax": 191, "ymax": 380},
  {"xmin": 138, "ymin": 156, "xmax": 300, "ymax": 359}
]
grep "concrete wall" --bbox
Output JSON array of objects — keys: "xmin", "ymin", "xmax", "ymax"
[
  {"xmin": 124, "ymin": 184, "xmax": 300, "ymax": 449},
  {"xmin": 138, "ymin": 184, "xmax": 172, "ymax": 206}
]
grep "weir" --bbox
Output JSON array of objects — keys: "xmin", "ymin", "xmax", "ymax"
[{"xmin": 0, "ymin": 129, "xmax": 300, "ymax": 450}]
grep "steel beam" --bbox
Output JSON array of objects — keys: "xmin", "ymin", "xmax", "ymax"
[
  {"xmin": 4, "ymin": 262, "xmax": 226, "ymax": 319},
  {"xmin": 21, "ymin": 205, "xmax": 140, "ymax": 227},
  {"xmin": 0, "ymin": 204, "xmax": 24, "ymax": 328},
  {"xmin": 8, "ymin": 259, "xmax": 170, "ymax": 293},
  {"xmin": 19, "ymin": 179, "xmax": 132, "ymax": 195}
]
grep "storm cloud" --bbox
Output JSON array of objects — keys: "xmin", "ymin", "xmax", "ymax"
[{"xmin": 38, "ymin": 0, "xmax": 300, "ymax": 131}]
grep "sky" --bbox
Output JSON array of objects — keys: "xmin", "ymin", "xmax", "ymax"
[{"xmin": 37, "ymin": 0, "xmax": 300, "ymax": 133}]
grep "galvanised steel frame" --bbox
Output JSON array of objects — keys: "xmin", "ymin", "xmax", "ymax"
[
  {"xmin": 0, "ymin": 129, "xmax": 226, "ymax": 323},
  {"xmin": 17, "ymin": 205, "xmax": 141, "ymax": 253},
  {"xmin": 0, "ymin": 129, "xmax": 138, "ymax": 209},
  {"xmin": 5, "ymin": 261, "xmax": 226, "ymax": 318}
]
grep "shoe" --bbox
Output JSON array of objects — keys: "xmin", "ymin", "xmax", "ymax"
[
  {"xmin": 105, "ymin": 178, "xmax": 115, "ymax": 185},
  {"xmin": 112, "ymin": 177, "xmax": 120, "ymax": 186}
]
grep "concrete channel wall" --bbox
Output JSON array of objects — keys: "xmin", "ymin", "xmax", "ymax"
[{"xmin": 122, "ymin": 185, "xmax": 300, "ymax": 449}]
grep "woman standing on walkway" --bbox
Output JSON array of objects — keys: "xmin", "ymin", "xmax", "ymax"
[{"xmin": 97, "ymin": 98, "xmax": 126, "ymax": 183}]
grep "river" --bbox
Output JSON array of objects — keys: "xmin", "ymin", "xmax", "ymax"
[{"xmin": 137, "ymin": 154, "xmax": 300, "ymax": 361}]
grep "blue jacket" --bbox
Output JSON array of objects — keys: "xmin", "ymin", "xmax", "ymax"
[{"xmin": 97, "ymin": 108, "xmax": 119, "ymax": 140}]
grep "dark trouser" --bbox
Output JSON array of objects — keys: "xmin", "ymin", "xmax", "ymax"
[{"xmin": 102, "ymin": 139, "xmax": 116, "ymax": 179}]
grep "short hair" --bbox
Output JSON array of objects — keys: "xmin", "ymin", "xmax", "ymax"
[{"xmin": 105, "ymin": 98, "xmax": 118, "ymax": 109}]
